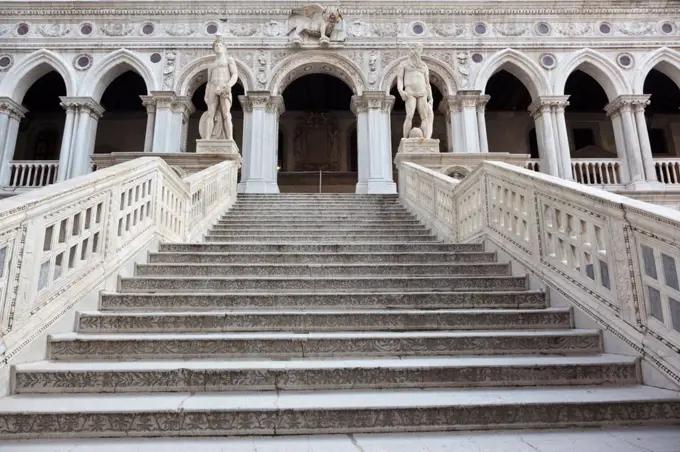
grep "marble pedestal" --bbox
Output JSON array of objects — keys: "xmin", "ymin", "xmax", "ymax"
[
  {"xmin": 196, "ymin": 139, "xmax": 240, "ymax": 155},
  {"xmin": 397, "ymin": 137, "xmax": 440, "ymax": 154}
]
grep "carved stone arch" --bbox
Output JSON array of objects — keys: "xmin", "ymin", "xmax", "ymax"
[
  {"xmin": 268, "ymin": 51, "xmax": 366, "ymax": 95},
  {"xmin": 441, "ymin": 165, "xmax": 470, "ymax": 180},
  {"xmin": 555, "ymin": 48, "xmax": 631, "ymax": 101},
  {"xmin": 0, "ymin": 49, "xmax": 77, "ymax": 102},
  {"xmin": 380, "ymin": 55, "xmax": 456, "ymax": 96},
  {"xmin": 80, "ymin": 49, "xmax": 156, "ymax": 102},
  {"xmin": 176, "ymin": 54, "xmax": 255, "ymax": 99},
  {"xmin": 633, "ymin": 47, "xmax": 680, "ymax": 93},
  {"xmin": 473, "ymin": 48, "xmax": 549, "ymax": 100}
]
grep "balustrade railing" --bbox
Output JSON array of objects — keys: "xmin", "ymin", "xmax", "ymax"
[
  {"xmin": 8, "ymin": 161, "xmax": 59, "ymax": 189},
  {"xmin": 0, "ymin": 157, "xmax": 238, "ymax": 375},
  {"xmin": 571, "ymin": 159, "xmax": 622, "ymax": 186},
  {"xmin": 398, "ymin": 159, "xmax": 680, "ymax": 388},
  {"xmin": 655, "ymin": 159, "xmax": 680, "ymax": 185},
  {"xmin": 524, "ymin": 160, "xmax": 540, "ymax": 172}
]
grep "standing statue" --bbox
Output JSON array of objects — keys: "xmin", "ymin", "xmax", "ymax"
[
  {"xmin": 199, "ymin": 35, "xmax": 238, "ymax": 140},
  {"xmin": 397, "ymin": 43, "xmax": 434, "ymax": 139},
  {"xmin": 286, "ymin": 4, "xmax": 345, "ymax": 46}
]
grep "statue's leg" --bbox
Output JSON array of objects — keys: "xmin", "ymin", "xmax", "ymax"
[
  {"xmin": 417, "ymin": 96, "xmax": 433, "ymax": 139},
  {"xmin": 403, "ymin": 96, "xmax": 416, "ymax": 138},
  {"xmin": 219, "ymin": 97, "xmax": 233, "ymax": 140}
]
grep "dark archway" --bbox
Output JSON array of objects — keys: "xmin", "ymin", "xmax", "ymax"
[
  {"xmin": 643, "ymin": 69, "xmax": 680, "ymax": 158},
  {"xmin": 94, "ymin": 71, "xmax": 147, "ymax": 153},
  {"xmin": 564, "ymin": 70, "xmax": 616, "ymax": 159},
  {"xmin": 186, "ymin": 81, "xmax": 244, "ymax": 153},
  {"xmin": 279, "ymin": 74, "xmax": 356, "ymax": 193},
  {"xmin": 484, "ymin": 70, "xmax": 533, "ymax": 154},
  {"xmin": 389, "ymin": 84, "xmax": 445, "ymax": 155}
]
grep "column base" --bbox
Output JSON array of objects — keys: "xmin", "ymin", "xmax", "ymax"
[
  {"xmin": 238, "ymin": 179, "xmax": 280, "ymax": 194},
  {"xmin": 196, "ymin": 139, "xmax": 240, "ymax": 155},
  {"xmin": 356, "ymin": 179, "xmax": 397, "ymax": 194}
]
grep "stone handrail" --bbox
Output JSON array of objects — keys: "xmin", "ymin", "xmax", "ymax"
[
  {"xmin": 0, "ymin": 157, "xmax": 238, "ymax": 379},
  {"xmin": 398, "ymin": 159, "xmax": 680, "ymax": 388},
  {"xmin": 7, "ymin": 160, "xmax": 59, "ymax": 189},
  {"xmin": 571, "ymin": 158, "xmax": 622, "ymax": 186},
  {"xmin": 655, "ymin": 159, "xmax": 680, "ymax": 185}
]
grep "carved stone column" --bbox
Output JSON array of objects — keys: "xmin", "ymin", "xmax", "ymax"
[
  {"xmin": 351, "ymin": 91, "xmax": 396, "ymax": 194},
  {"xmin": 631, "ymin": 95, "xmax": 662, "ymax": 186},
  {"xmin": 0, "ymin": 98, "xmax": 27, "ymax": 186},
  {"xmin": 455, "ymin": 90, "xmax": 486, "ymax": 154},
  {"xmin": 238, "ymin": 91, "xmax": 284, "ymax": 193},
  {"xmin": 605, "ymin": 95, "xmax": 647, "ymax": 188},
  {"xmin": 476, "ymin": 95, "xmax": 490, "ymax": 153},
  {"xmin": 56, "ymin": 98, "xmax": 80, "ymax": 181},
  {"xmin": 68, "ymin": 98, "xmax": 104, "ymax": 178},
  {"xmin": 172, "ymin": 97, "xmax": 195, "ymax": 153},
  {"xmin": 139, "ymin": 95, "xmax": 156, "ymax": 153},
  {"xmin": 528, "ymin": 98, "xmax": 559, "ymax": 177},
  {"xmin": 549, "ymin": 96, "xmax": 573, "ymax": 181},
  {"xmin": 439, "ymin": 96, "xmax": 463, "ymax": 153},
  {"xmin": 150, "ymin": 91, "xmax": 178, "ymax": 154}
]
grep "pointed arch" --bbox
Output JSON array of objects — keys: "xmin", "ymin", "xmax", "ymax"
[
  {"xmin": 0, "ymin": 49, "xmax": 76, "ymax": 102},
  {"xmin": 633, "ymin": 47, "xmax": 680, "ymax": 93},
  {"xmin": 555, "ymin": 48, "xmax": 630, "ymax": 101},
  {"xmin": 80, "ymin": 49, "xmax": 156, "ymax": 102},
  {"xmin": 268, "ymin": 51, "xmax": 366, "ymax": 95},
  {"xmin": 176, "ymin": 54, "xmax": 255, "ymax": 99},
  {"xmin": 473, "ymin": 48, "xmax": 549, "ymax": 100},
  {"xmin": 380, "ymin": 55, "xmax": 457, "ymax": 96}
]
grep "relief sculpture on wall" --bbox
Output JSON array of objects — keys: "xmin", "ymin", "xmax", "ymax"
[{"xmin": 286, "ymin": 3, "xmax": 346, "ymax": 47}]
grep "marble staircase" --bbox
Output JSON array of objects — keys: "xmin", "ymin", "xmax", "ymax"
[{"xmin": 1, "ymin": 194, "xmax": 679, "ymax": 438}]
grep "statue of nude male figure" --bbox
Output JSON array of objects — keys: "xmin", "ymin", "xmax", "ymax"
[
  {"xmin": 201, "ymin": 35, "xmax": 239, "ymax": 140},
  {"xmin": 397, "ymin": 43, "xmax": 434, "ymax": 139}
]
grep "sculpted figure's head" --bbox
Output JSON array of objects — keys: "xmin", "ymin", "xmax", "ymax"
[
  {"xmin": 325, "ymin": 6, "xmax": 341, "ymax": 23},
  {"xmin": 212, "ymin": 35, "xmax": 227, "ymax": 55},
  {"xmin": 410, "ymin": 43, "xmax": 424, "ymax": 63}
]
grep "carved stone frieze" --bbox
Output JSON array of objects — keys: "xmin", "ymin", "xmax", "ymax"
[
  {"xmin": 617, "ymin": 22, "xmax": 654, "ymax": 36},
  {"xmin": 555, "ymin": 23, "xmax": 591, "ymax": 36},
  {"xmin": 164, "ymin": 23, "xmax": 196, "ymax": 36},
  {"xmin": 226, "ymin": 23, "xmax": 259, "ymax": 37},
  {"xmin": 493, "ymin": 23, "xmax": 528, "ymax": 36},
  {"xmin": 263, "ymin": 21, "xmax": 285, "ymax": 37},
  {"xmin": 162, "ymin": 50, "xmax": 177, "ymax": 90},
  {"xmin": 100, "ymin": 22, "xmax": 133, "ymax": 36},
  {"xmin": 372, "ymin": 22, "xmax": 402, "ymax": 37},
  {"xmin": 37, "ymin": 23, "xmax": 71, "ymax": 37},
  {"xmin": 432, "ymin": 23, "xmax": 465, "ymax": 37}
]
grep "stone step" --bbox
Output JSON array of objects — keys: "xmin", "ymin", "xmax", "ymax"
[
  {"xmin": 231, "ymin": 203, "xmax": 405, "ymax": 209},
  {"xmin": 5, "ymin": 385, "xmax": 677, "ymax": 438},
  {"xmin": 216, "ymin": 219, "xmax": 422, "ymax": 225},
  {"xmin": 222, "ymin": 214, "xmax": 418, "ymax": 220},
  {"xmin": 75, "ymin": 308, "xmax": 570, "ymax": 334},
  {"xmin": 207, "ymin": 229, "xmax": 431, "ymax": 237},
  {"xmin": 204, "ymin": 235, "xmax": 440, "ymax": 243},
  {"xmin": 118, "ymin": 275, "xmax": 528, "ymax": 293},
  {"xmin": 238, "ymin": 194, "xmax": 398, "ymax": 198},
  {"xmin": 47, "ymin": 329, "xmax": 602, "ymax": 360},
  {"xmin": 100, "ymin": 290, "xmax": 547, "ymax": 312},
  {"xmin": 12, "ymin": 355, "xmax": 639, "ymax": 394},
  {"xmin": 205, "ymin": 233, "xmax": 439, "ymax": 243},
  {"xmin": 159, "ymin": 243, "xmax": 484, "ymax": 253},
  {"xmin": 225, "ymin": 209, "xmax": 412, "ymax": 216},
  {"xmin": 134, "ymin": 262, "xmax": 511, "ymax": 278},
  {"xmin": 147, "ymin": 251, "xmax": 497, "ymax": 265},
  {"xmin": 213, "ymin": 222, "xmax": 424, "ymax": 229}
]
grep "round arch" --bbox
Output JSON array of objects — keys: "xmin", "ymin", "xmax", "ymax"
[
  {"xmin": 473, "ymin": 48, "xmax": 549, "ymax": 100},
  {"xmin": 555, "ymin": 49, "xmax": 630, "ymax": 101},
  {"xmin": 379, "ymin": 55, "xmax": 456, "ymax": 96},
  {"xmin": 176, "ymin": 54, "xmax": 256, "ymax": 99},
  {"xmin": 633, "ymin": 47, "xmax": 680, "ymax": 93},
  {"xmin": 79, "ymin": 49, "xmax": 156, "ymax": 102},
  {"xmin": 268, "ymin": 51, "xmax": 366, "ymax": 96},
  {"xmin": 0, "ymin": 49, "xmax": 77, "ymax": 102}
]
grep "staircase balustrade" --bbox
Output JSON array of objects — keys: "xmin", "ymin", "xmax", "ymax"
[
  {"xmin": 0, "ymin": 157, "xmax": 238, "ymax": 373},
  {"xmin": 571, "ymin": 159, "xmax": 622, "ymax": 186},
  {"xmin": 399, "ymin": 159, "xmax": 680, "ymax": 388},
  {"xmin": 7, "ymin": 160, "xmax": 59, "ymax": 189},
  {"xmin": 655, "ymin": 159, "xmax": 680, "ymax": 185}
]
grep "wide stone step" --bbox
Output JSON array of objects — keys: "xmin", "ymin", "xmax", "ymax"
[
  {"xmin": 231, "ymin": 203, "xmax": 404, "ymax": 209},
  {"xmin": 4, "ymin": 385, "xmax": 677, "ymax": 439},
  {"xmin": 207, "ymin": 229, "xmax": 431, "ymax": 237},
  {"xmin": 12, "ymin": 355, "xmax": 639, "ymax": 394},
  {"xmin": 159, "ymin": 243, "xmax": 484, "ymax": 253},
  {"xmin": 147, "ymin": 251, "xmax": 497, "ymax": 265},
  {"xmin": 118, "ymin": 275, "xmax": 528, "ymax": 293},
  {"xmin": 47, "ymin": 329, "xmax": 602, "ymax": 360},
  {"xmin": 75, "ymin": 308, "xmax": 570, "ymax": 333},
  {"xmin": 100, "ymin": 290, "xmax": 547, "ymax": 312},
  {"xmin": 204, "ymin": 234, "xmax": 439, "ymax": 243},
  {"xmin": 211, "ymin": 224, "xmax": 429, "ymax": 232},
  {"xmin": 222, "ymin": 214, "xmax": 417, "ymax": 220},
  {"xmin": 134, "ymin": 262, "xmax": 510, "ymax": 278},
  {"xmin": 214, "ymin": 221, "xmax": 423, "ymax": 228},
  {"xmin": 227, "ymin": 206, "xmax": 410, "ymax": 212}
]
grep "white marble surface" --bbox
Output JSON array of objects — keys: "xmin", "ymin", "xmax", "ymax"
[{"xmin": 2, "ymin": 429, "xmax": 680, "ymax": 452}]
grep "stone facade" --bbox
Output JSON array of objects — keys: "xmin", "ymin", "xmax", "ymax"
[{"xmin": 1, "ymin": 1, "xmax": 680, "ymax": 193}]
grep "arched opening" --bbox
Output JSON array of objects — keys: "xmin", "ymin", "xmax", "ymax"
[
  {"xmin": 483, "ymin": 70, "xmax": 533, "ymax": 154},
  {"xmin": 564, "ymin": 70, "xmax": 616, "ymax": 159},
  {"xmin": 643, "ymin": 69, "xmax": 680, "ymax": 158},
  {"xmin": 389, "ymin": 83, "xmax": 445, "ymax": 156},
  {"xmin": 186, "ymin": 81, "xmax": 245, "ymax": 153},
  {"xmin": 93, "ymin": 71, "xmax": 147, "ymax": 153},
  {"xmin": 279, "ymin": 74, "xmax": 356, "ymax": 193},
  {"xmin": 11, "ymin": 71, "xmax": 66, "ymax": 188}
]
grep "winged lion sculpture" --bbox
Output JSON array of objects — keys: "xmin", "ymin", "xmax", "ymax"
[{"xmin": 286, "ymin": 4, "xmax": 345, "ymax": 46}]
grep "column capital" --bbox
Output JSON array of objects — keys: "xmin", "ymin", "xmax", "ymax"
[
  {"xmin": 59, "ymin": 96, "xmax": 104, "ymax": 119},
  {"xmin": 0, "ymin": 97, "xmax": 27, "ymax": 120},
  {"xmin": 528, "ymin": 95, "xmax": 571, "ymax": 116},
  {"xmin": 604, "ymin": 94, "xmax": 650, "ymax": 117},
  {"xmin": 139, "ymin": 95, "xmax": 157, "ymax": 113},
  {"xmin": 238, "ymin": 91, "xmax": 285, "ymax": 116},
  {"xmin": 149, "ymin": 90, "xmax": 179, "ymax": 109},
  {"xmin": 350, "ymin": 91, "xmax": 395, "ymax": 115},
  {"xmin": 172, "ymin": 96, "xmax": 195, "ymax": 118},
  {"xmin": 476, "ymin": 94, "xmax": 491, "ymax": 113},
  {"xmin": 438, "ymin": 95, "xmax": 461, "ymax": 114}
]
